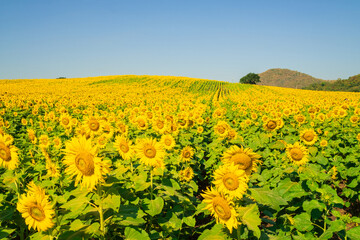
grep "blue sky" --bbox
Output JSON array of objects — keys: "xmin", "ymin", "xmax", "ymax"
[{"xmin": 1, "ymin": 0, "xmax": 359, "ymax": 82}]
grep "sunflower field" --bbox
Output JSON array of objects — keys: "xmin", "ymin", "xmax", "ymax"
[{"xmin": 0, "ymin": 75, "xmax": 360, "ymax": 240}]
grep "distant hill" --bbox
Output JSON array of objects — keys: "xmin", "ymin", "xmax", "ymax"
[
  {"xmin": 258, "ymin": 68, "xmax": 326, "ymax": 89},
  {"xmin": 304, "ymin": 74, "xmax": 360, "ymax": 92}
]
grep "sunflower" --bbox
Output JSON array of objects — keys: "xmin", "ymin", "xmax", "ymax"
[
  {"xmin": 46, "ymin": 161, "xmax": 61, "ymax": 178},
  {"xmin": 320, "ymin": 139, "xmax": 328, "ymax": 147},
  {"xmin": 63, "ymin": 136, "xmax": 111, "ymax": 191},
  {"xmin": 115, "ymin": 121, "xmax": 129, "ymax": 136},
  {"xmin": 59, "ymin": 113, "xmax": 72, "ymax": 129},
  {"xmin": 135, "ymin": 137, "xmax": 165, "ymax": 169},
  {"xmin": 39, "ymin": 135, "xmax": 50, "ymax": 149},
  {"xmin": 152, "ymin": 118, "xmax": 167, "ymax": 134},
  {"xmin": 135, "ymin": 116, "xmax": 148, "ymax": 130},
  {"xmin": 179, "ymin": 167, "xmax": 194, "ymax": 182},
  {"xmin": 299, "ymin": 129, "xmax": 318, "ymax": 145},
  {"xmin": 160, "ymin": 134, "xmax": 176, "ymax": 150},
  {"xmin": 17, "ymin": 184, "xmax": 54, "ymax": 232},
  {"xmin": 286, "ymin": 142, "xmax": 309, "ymax": 166},
  {"xmin": 214, "ymin": 120, "xmax": 229, "ymax": 138},
  {"xmin": 0, "ymin": 133, "xmax": 19, "ymax": 170},
  {"xmin": 180, "ymin": 146, "xmax": 194, "ymax": 162},
  {"xmin": 213, "ymin": 164, "xmax": 248, "ymax": 199},
  {"xmin": 263, "ymin": 118, "xmax": 280, "ymax": 131},
  {"xmin": 83, "ymin": 116, "xmax": 104, "ymax": 137},
  {"xmin": 222, "ymin": 145, "xmax": 261, "ymax": 175},
  {"xmin": 201, "ymin": 187, "xmax": 238, "ymax": 233},
  {"xmin": 114, "ymin": 135, "xmax": 134, "ymax": 160}
]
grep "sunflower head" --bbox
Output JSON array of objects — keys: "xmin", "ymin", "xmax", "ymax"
[
  {"xmin": 114, "ymin": 135, "xmax": 134, "ymax": 160},
  {"xmin": 17, "ymin": 183, "xmax": 54, "ymax": 232},
  {"xmin": 179, "ymin": 167, "xmax": 194, "ymax": 182},
  {"xmin": 160, "ymin": 134, "xmax": 176, "ymax": 150},
  {"xmin": 212, "ymin": 164, "xmax": 248, "ymax": 199},
  {"xmin": 0, "ymin": 133, "xmax": 19, "ymax": 170},
  {"xmin": 201, "ymin": 187, "xmax": 238, "ymax": 233},
  {"xmin": 221, "ymin": 145, "xmax": 261, "ymax": 175},
  {"xmin": 135, "ymin": 138, "xmax": 165, "ymax": 169},
  {"xmin": 299, "ymin": 129, "xmax": 318, "ymax": 145},
  {"xmin": 286, "ymin": 142, "xmax": 309, "ymax": 166},
  {"xmin": 180, "ymin": 146, "xmax": 194, "ymax": 162}
]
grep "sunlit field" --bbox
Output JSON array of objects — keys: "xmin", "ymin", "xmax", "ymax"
[{"xmin": 1, "ymin": 75, "xmax": 359, "ymax": 239}]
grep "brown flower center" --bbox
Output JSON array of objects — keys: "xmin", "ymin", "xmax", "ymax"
[
  {"xmin": 212, "ymin": 196, "xmax": 231, "ymax": 221},
  {"xmin": 183, "ymin": 150, "xmax": 191, "ymax": 159},
  {"xmin": 0, "ymin": 143, "xmax": 11, "ymax": 162},
  {"xmin": 29, "ymin": 205, "xmax": 45, "ymax": 221},
  {"xmin": 217, "ymin": 126, "xmax": 226, "ymax": 134},
  {"xmin": 120, "ymin": 142, "xmax": 129, "ymax": 153},
  {"xmin": 230, "ymin": 153, "xmax": 252, "ymax": 170},
  {"xmin": 156, "ymin": 121, "xmax": 164, "ymax": 129},
  {"xmin": 267, "ymin": 120, "xmax": 277, "ymax": 130},
  {"xmin": 75, "ymin": 152, "xmax": 95, "ymax": 176},
  {"xmin": 222, "ymin": 173, "xmax": 240, "ymax": 191},
  {"xmin": 138, "ymin": 119, "xmax": 146, "ymax": 128},
  {"xmin": 62, "ymin": 118, "xmax": 70, "ymax": 125},
  {"xmin": 290, "ymin": 148, "xmax": 303, "ymax": 161},
  {"xmin": 303, "ymin": 131, "xmax": 314, "ymax": 142},
  {"xmin": 144, "ymin": 144, "xmax": 156, "ymax": 158},
  {"xmin": 164, "ymin": 138, "xmax": 172, "ymax": 146},
  {"xmin": 88, "ymin": 119, "xmax": 100, "ymax": 131}
]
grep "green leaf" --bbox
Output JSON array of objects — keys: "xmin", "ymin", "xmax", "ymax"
[
  {"xmin": 237, "ymin": 204, "xmax": 261, "ymax": 238},
  {"xmin": 318, "ymin": 220, "xmax": 345, "ymax": 240},
  {"xmin": 119, "ymin": 217, "xmax": 146, "ymax": 226},
  {"xmin": 198, "ymin": 224, "xmax": 230, "ymax": 240},
  {"xmin": 69, "ymin": 219, "xmax": 86, "ymax": 231},
  {"xmin": 293, "ymin": 212, "xmax": 313, "ymax": 232},
  {"xmin": 183, "ymin": 216, "xmax": 196, "ymax": 227},
  {"xmin": 250, "ymin": 187, "xmax": 288, "ymax": 211},
  {"xmin": 276, "ymin": 178, "xmax": 307, "ymax": 201},
  {"xmin": 102, "ymin": 194, "xmax": 121, "ymax": 211},
  {"xmin": 308, "ymin": 147, "xmax": 318, "ymax": 156},
  {"xmin": 143, "ymin": 197, "xmax": 164, "ymax": 216},
  {"xmin": 347, "ymin": 226, "xmax": 360, "ymax": 240},
  {"xmin": 124, "ymin": 227, "xmax": 150, "ymax": 240},
  {"xmin": 347, "ymin": 179, "xmax": 358, "ymax": 188},
  {"xmin": 303, "ymin": 200, "xmax": 325, "ymax": 215}
]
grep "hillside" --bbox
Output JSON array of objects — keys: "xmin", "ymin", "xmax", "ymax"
[
  {"xmin": 258, "ymin": 68, "xmax": 325, "ymax": 89},
  {"xmin": 304, "ymin": 74, "xmax": 360, "ymax": 92}
]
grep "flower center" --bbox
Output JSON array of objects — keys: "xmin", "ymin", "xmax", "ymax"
[
  {"xmin": 183, "ymin": 151, "xmax": 191, "ymax": 159},
  {"xmin": 144, "ymin": 144, "xmax": 156, "ymax": 158},
  {"xmin": 303, "ymin": 131, "xmax": 314, "ymax": 141},
  {"xmin": 267, "ymin": 120, "xmax": 277, "ymax": 130},
  {"xmin": 212, "ymin": 196, "xmax": 231, "ymax": 221},
  {"xmin": 29, "ymin": 206, "xmax": 45, "ymax": 221},
  {"xmin": 75, "ymin": 152, "xmax": 95, "ymax": 176},
  {"xmin": 230, "ymin": 153, "xmax": 252, "ymax": 170},
  {"xmin": 223, "ymin": 173, "xmax": 239, "ymax": 191},
  {"xmin": 157, "ymin": 121, "xmax": 164, "ymax": 129},
  {"xmin": 290, "ymin": 148, "xmax": 303, "ymax": 161},
  {"xmin": 164, "ymin": 138, "xmax": 171, "ymax": 146},
  {"xmin": 62, "ymin": 118, "xmax": 70, "ymax": 125},
  {"xmin": 217, "ymin": 126, "xmax": 225, "ymax": 134},
  {"xmin": 0, "ymin": 143, "xmax": 11, "ymax": 162},
  {"xmin": 88, "ymin": 120, "xmax": 100, "ymax": 131},
  {"xmin": 120, "ymin": 142, "xmax": 129, "ymax": 153},
  {"xmin": 138, "ymin": 120, "xmax": 146, "ymax": 128}
]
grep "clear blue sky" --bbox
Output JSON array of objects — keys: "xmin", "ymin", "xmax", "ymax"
[{"xmin": 1, "ymin": 0, "xmax": 359, "ymax": 82}]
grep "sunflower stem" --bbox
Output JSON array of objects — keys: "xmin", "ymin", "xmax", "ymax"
[
  {"xmin": 150, "ymin": 168, "xmax": 153, "ymax": 200},
  {"xmin": 98, "ymin": 185, "xmax": 105, "ymax": 239},
  {"xmin": 236, "ymin": 226, "xmax": 241, "ymax": 240}
]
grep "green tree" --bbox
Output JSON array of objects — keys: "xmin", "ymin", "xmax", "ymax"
[{"xmin": 240, "ymin": 73, "xmax": 260, "ymax": 84}]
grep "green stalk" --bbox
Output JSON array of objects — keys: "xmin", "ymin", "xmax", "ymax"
[
  {"xmin": 150, "ymin": 167, "xmax": 153, "ymax": 200},
  {"xmin": 97, "ymin": 185, "xmax": 105, "ymax": 239},
  {"xmin": 237, "ymin": 226, "xmax": 241, "ymax": 240}
]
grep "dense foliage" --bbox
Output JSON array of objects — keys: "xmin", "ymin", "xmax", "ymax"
[
  {"xmin": 304, "ymin": 74, "xmax": 360, "ymax": 92},
  {"xmin": 239, "ymin": 73, "xmax": 260, "ymax": 85},
  {"xmin": 0, "ymin": 75, "xmax": 360, "ymax": 239}
]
